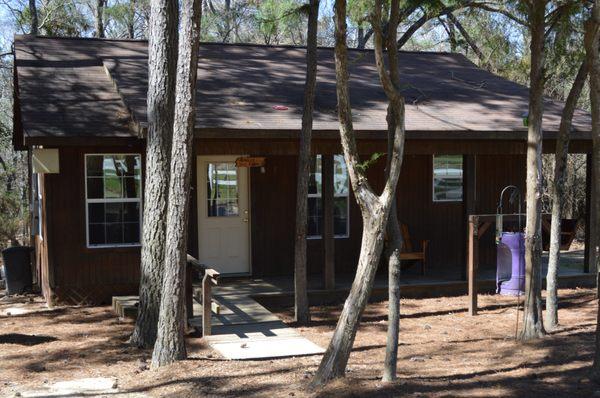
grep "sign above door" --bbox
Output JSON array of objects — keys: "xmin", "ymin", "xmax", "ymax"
[{"xmin": 235, "ymin": 157, "xmax": 266, "ymax": 168}]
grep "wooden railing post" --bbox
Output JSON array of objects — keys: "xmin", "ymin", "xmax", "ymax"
[
  {"xmin": 202, "ymin": 273, "xmax": 212, "ymax": 337},
  {"xmin": 468, "ymin": 215, "xmax": 479, "ymax": 316},
  {"xmin": 186, "ymin": 254, "xmax": 219, "ymax": 337}
]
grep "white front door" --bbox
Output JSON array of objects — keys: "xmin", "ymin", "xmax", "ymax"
[{"xmin": 197, "ymin": 155, "xmax": 250, "ymax": 275}]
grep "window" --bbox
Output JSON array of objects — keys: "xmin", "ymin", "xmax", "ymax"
[
  {"xmin": 85, "ymin": 154, "xmax": 142, "ymax": 247},
  {"xmin": 207, "ymin": 162, "xmax": 239, "ymax": 217},
  {"xmin": 433, "ymin": 155, "xmax": 463, "ymax": 202},
  {"xmin": 307, "ymin": 154, "xmax": 350, "ymax": 238}
]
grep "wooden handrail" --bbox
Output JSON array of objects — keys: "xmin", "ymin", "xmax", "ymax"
[
  {"xmin": 186, "ymin": 254, "xmax": 219, "ymax": 337},
  {"xmin": 186, "ymin": 254, "xmax": 220, "ymax": 283}
]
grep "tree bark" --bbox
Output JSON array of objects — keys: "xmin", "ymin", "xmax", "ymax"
[
  {"xmin": 586, "ymin": 0, "xmax": 600, "ymax": 381},
  {"xmin": 151, "ymin": 0, "xmax": 202, "ymax": 368},
  {"xmin": 293, "ymin": 0, "xmax": 319, "ymax": 326},
  {"xmin": 130, "ymin": 0, "xmax": 178, "ymax": 349},
  {"xmin": 29, "ymin": 0, "xmax": 38, "ymax": 35},
  {"xmin": 544, "ymin": 60, "xmax": 589, "ymax": 331},
  {"xmin": 373, "ymin": 0, "xmax": 405, "ymax": 383},
  {"xmin": 519, "ymin": 0, "xmax": 546, "ymax": 341},
  {"xmin": 357, "ymin": 26, "xmax": 365, "ymax": 48},
  {"xmin": 128, "ymin": 0, "xmax": 136, "ymax": 39},
  {"xmin": 311, "ymin": 0, "xmax": 404, "ymax": 387},
  {"xmin": 96, "ymin": 0, "xmax": 105, "ymax": 38}
]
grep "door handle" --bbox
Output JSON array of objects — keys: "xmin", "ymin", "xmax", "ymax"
[{"xmin": 243, "ymin": 218, "xmax": 249, "ymax": 223}]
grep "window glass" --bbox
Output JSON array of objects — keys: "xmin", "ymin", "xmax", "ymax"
[
  {"xmin": 207, "ymin": 162, "xmax": 239, "ymax": 217},
  {"xmin": 433, "ymin": 155, "xmax": 463, "ymax": 202},
  {"xmin": 86, "ymin": 154, "xmax": 142, "ymax": 247},
  {"xmin": 307, "ymin": 155, "xmax": 350, "ymax": 238},
  {"xmin": 333, "ymin": 155, "xmax": 349, "ymax": 196}
]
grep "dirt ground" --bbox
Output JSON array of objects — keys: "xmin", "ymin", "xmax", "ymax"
[{"xmin": 0, "ymin": 288, "xmax": 598, "ymax": 397}]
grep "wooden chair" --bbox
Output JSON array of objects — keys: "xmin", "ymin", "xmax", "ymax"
[{"xmin": 399, "ymin": 224, "xmax": 429, "ymax": 276}]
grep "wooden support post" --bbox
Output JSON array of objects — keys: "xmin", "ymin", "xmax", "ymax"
[
  {"xmin": 584, "ymin": 153, "xmax": 593, "ymax": 273},
  {"xmin": 185, "ymin": 263, "xmax": 193, "ymax": 321},
  {"xmin": 322, "ymin": 154, "xmax": 335, "ymax": 290},
  {"xmin": 463, "ymin": 155, "xmax": 476, "ymax": 281},
  {"xmin": 202, "ymin": 273, "xmax": 212, "ymax": 337},
  {"xmin": 468, "ymin": 215, "xmax": 479, "ymax": 316}
]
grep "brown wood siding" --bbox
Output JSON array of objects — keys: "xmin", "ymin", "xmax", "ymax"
[
  {"xmin": 474, "ymin": 154, "xmax": 527, "ymax": 270},
  {"xmin": 39, "ymin": 141, "xmax": 528, "ymax": 304},
  {"xmin": 249, "ymin": 155, "xmax": 362, "ymax": 278},
  {"xmin": 249, "ymin": 153, "xmax": 526, "ymax": 279},
  {"xmin": 44, "ymin": 146, "xmax": 143, "ymax": 304}
]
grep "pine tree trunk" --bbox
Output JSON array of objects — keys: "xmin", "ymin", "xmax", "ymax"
[
  {"xmin": 130, "ymin": 0, "xmax": 178, "ymax": 349},
  {"xmin": 29, "ymin": 0, "xmax": 38, "ymax": 35},
  {"xmin": 520, "ymin": 0, "xmax": 546, "ymax": 341},
  {"xmin": 151, "ymin": 0, "xmax": 202, "ymax": 368},
  {"xmin": 545, "ymin": 61, "xmax": 588, "ymax": 330},
  {"xmin": 293, "ymin": 0, "xmax": 319, "ymax": 326},
  {"xmin": 586, "ymin": 0, "xmax": 600, "ymax": 381},
  {"xmin": 96, "ymin": 0, "xmax": 105, "ymax": 38},
  {"xmin": 311, "ymin": 0, "xmax": 404, "ymax": 386}
]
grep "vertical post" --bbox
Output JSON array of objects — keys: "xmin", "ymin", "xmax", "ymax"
[
  {"xmin": 202, "ymin": 273, "xmax": 212, "ymax": 337},
  {"xmin": 185, "ymin": 262, "xmax": 193, "ymax": 322},
  {"xmin": 322, "ymin": 154, "xmax": 335, "ymax": 290},
  {"xmin": 468, "ymin": 215, "xmax": 479, "ymax": 316},
  {"xmin": 585, "ymin": 153, "xmax": 593, "ymax": 273},
  {"xmin": 463, "ymin": 155, "xmax": 476, "ymax": 280}
]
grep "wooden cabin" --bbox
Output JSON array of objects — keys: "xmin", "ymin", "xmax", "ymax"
[{"xmin": 12, "ymin": 36, "xmax": 594, "ymax": 305}]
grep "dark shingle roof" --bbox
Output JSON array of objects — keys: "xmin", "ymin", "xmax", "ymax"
[{"xmin": 13, "ymin": 35, "xmax": 591, "ymax": 144}]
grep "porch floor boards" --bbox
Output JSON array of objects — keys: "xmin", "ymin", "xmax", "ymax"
[{"xmin": 206, "ymin": 249, "xmax": 590, "ymax": 304}]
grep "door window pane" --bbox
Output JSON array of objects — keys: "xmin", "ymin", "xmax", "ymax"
[{"xmin": 207, "ymin": 162, "xmax": 239, "ymax": 217}]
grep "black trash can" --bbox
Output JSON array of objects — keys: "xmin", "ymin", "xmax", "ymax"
[{"xmin": 2, "ymin": 246, "xmax": 33, "ymax": 295}]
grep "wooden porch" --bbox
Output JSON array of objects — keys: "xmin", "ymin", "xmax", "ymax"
[{"xmin": 204, "ymin": 249, "xmax": 593, "ymax": 308}]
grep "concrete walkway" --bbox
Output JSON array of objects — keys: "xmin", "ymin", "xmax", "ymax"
[{"xmin": 190, "ymin": 292, "xmax": 324, "ymax": 360}]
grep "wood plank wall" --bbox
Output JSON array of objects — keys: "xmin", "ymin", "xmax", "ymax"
[
  {"xmin": 250, "ymin": 154, "xmax": 527, "ymax": 279},
  {"xmin": 41, "ymin": 144, "xmax": 527, "ymax": 303},
  {"xmin": 44, "ymin": 146, "xmax": 143, "ymax": 304}
]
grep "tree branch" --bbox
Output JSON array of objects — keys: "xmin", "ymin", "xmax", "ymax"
[
  {"xmin": 469, "ymin": 3, "xmax": 529, "ymax": 27},
  {"xmin": 446, "ymin": 12, "xmax": 491, "ymax": 69}
]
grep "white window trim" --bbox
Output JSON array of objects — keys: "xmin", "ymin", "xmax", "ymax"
[
  {"xmin": 432, "ymin": 155, "xmax": 464, "ymax": 203},
  {"xmin": 84, "ymin": 153, "xmax": 143, "ymax": 249},
  {"xmin": 307, "ymin": 155, "xmax": 350, "ymax": 240}
]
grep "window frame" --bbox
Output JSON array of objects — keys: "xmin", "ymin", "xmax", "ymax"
[
  {"xmin": 84, "ymin": 153, "xmax": 143, "ymax": 249},
  {"xmin": 307, "ymin": 154, "xmax": 350, "ymax": 240},
  {"xmin": 432, "ymin": 154, "xmax": 464, "ymax": 203}
]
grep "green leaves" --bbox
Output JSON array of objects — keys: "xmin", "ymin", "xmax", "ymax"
[{"xmin": 356, "ymin": 152, "xmax": 385, "ymax": 174}]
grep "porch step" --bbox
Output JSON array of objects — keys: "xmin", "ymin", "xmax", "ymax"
[{"xmin": 111, "ymin": 295, "xmax": 139, "ymax": 319}]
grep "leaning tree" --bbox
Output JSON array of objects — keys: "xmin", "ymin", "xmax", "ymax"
[
  {"xmin": 369, "ymin": 0, "xmax": 406, "ymax": 383},
  {"xmin": 311, "ymin": 0, "xmax": 405, "ymax": 386}
]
